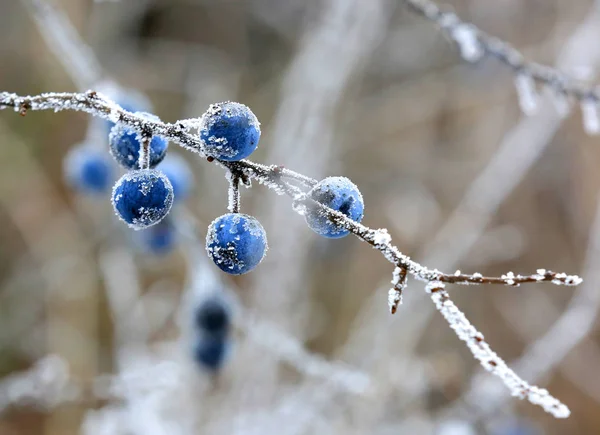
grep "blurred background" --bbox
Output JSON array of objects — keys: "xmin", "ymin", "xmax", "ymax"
[{"xmin": 0, "ymin": 0, "xmax": 599, "ymax": 433}]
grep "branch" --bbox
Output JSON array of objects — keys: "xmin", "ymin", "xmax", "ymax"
[
  {"xmin": 0, "ymin": 90, "xmax": 582, "ymax": 290},
  {"xmin": 426, "ymin": 281, "xmax": 570, "ymax": 418},
  {"xmin": 401, "ymin": 0, "xmax": 600, "ymax": 133}
]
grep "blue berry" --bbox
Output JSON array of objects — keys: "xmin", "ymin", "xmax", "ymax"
[
  {"xmin": 111, "ymin": 169, "xmax": 174, "ymax": 230},
  {"xmin": 305, "ymin": 176, "xmax": 364, "ymax": 239},
  {"xmin": 134, "ymin": 217, "xmax": 177, "ymax": 255},
  {"xmin": 193, "ymin": 336, "xmax": 229, "ymax": 372},
  {"xmin": 109, "ymin": 112, "xmax": 168, "ymax": 169},
  {"xmin": 199, "ymin": 102, "xmax": 260, "ymax": 161},
  {"xmin": 206, "ymin": 213, "xmax": 267, "ymax": 275},
  {"xmin": 195, "ymin": 297, "xmax": 230, "ymax": 336},
  {"xmin": 159, "ymin": 153, "xmax": 194, "ymax": 203},
  {"xmin": 63, "ymin": 143, "xmax": 114, "ymax": 194}
]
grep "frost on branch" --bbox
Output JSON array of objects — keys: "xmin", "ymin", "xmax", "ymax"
[
  {"xmin": 426, "ymin": 281, "xmax": 571, "ymax": 419},
  {"xmin": 581, "ymin": 98, "xmax": 600, "ymax": 135},
  {"xmin": 401, "ymin": 0, "xmax": 600, "ymax": 133},
  {"xmin": 514, "ymin": 73, "xmax": 539, "ymax": 116},
  {"xmin": 388, "ymin": 266, "xmax": 407, "ymax": 314},
  {"xmin": 450, "ymin": 24, "xmax": 484, "ymax": 63}
]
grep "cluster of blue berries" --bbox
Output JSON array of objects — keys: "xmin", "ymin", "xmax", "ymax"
[
  {"xmin": 193, "ymin": 296, "xmax": 231, "ymax": 372},
  {"xmin": 63, "ymin": 91, "xmax": 193, "ymax": 255},
  {"xmin": 65, "ymin": 94, "xmax": 366, "ymax": 272},
  {"xmin": 200, "ymin": 102, "xmax": 268, "ymax": 275}
]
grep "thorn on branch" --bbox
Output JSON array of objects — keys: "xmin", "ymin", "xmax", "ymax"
[{"xmin": 19, "ymin": 102, "xmax": 30, "ymax": 117}]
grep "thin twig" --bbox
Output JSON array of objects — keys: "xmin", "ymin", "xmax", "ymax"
[
  {"xmin": 0, "ymin": 90, "xmax": 582, "ymax": 290},
  {"xmin": 400, "ymin": 0, "xmax": 600, "ymax": 102},
  {"xmin": 138, "ymin": 130, "xmax": 151, "ymax": 170},
  {"xmin": 226, "ymin": 171, "xmax": 241, "ymax": 214},
  {"xmin": 426, "ymin": 281, "xmax": 570, "ymax": 418}
]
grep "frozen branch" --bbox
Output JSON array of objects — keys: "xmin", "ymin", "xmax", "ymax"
[
  {"xmin": 400, "ymin": 0, "xmax": 600, "ymax": 123},
  {"xmin": 0, "ymin": 90, "xmax": 582, "ymax": 293},
  {"xmin": 426, "ymin": 282, "xmax": 570, "ymax": 418},
  {"xmin": 226, "ymin": 171, "xmax": 241, "ymax": 214}
]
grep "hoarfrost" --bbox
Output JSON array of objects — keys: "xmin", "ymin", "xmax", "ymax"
[
  {"xmin": 426, "ymin": 281, "xmax": 570, "ymax": 418},
  {"xmin": 581, "ymin": 99, "xmax": 600, "ymax": 135},
  {"xmin": 451, "ymin": 24, "xmax": 484, "ymax": 63},
  {"xmin": 514, "ymin": 74, "xmax": 539, "ymax": 115}
]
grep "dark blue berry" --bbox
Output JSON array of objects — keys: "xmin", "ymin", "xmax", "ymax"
[
  {"xmin": 63, "ymin": 143, "xmax": 114, "ymax": 194},
  {"xmin": 111, "ymin": 169, "xmax": 174, "ymax": 230},
  {"xmin": 305, "ymin": 176, "xmax": 364, "ymax": 238},
  {"xmin": 134, "ymin": 217, "xmax": 177, "ymax": 254},
  {"xmin": 199, "ymin": 102, "xmax": 260, "ymax": 161},
  {"xmin": 195, "ymin": 297, "xmax": 230, "ymax": 336},
  {"xmin": 206, "ymin": 213, "xmax": 267, "ymax": 275},
  {"xmin": 193, "ymin": 336, "xmax": 229, "ymax": 372},
  {"xmin": 159, "ymin": 154, "xmax": 193, "ymax": 203},
  {"xmin": 109, "ymin": 113, "xmax": 168, "ymax": 169}
]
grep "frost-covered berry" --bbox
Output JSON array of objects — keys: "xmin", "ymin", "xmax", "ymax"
[
  {"xmin": 305, "ymin": 176, "xmax": 364, "ymax": 239},
  {"xmin": 199, "ymin": 102, "xmax": 260, "ymax": 161},
  {"xmin": 111, "ymin": 169, "xmax": 174, "ymax": 230},
  {"xmin": 63, "ymin": 142, "xmax": 114, "ymax": 194},
  {"xmin": 109, "ymin": 112, "xmax": 168, "ymax": 169},
  {"xmin": 206, "ymin": 213, "xmax": 267, "ymax": 275},
  {"xmin": 194, "ymin": 336, "xmax": 229, "ymax": 372},
  {"xmin": 134, "ymin": 217, "xmax": 177, "ymax": 255},
  {"xmin": 195, "ymin": 297, "xmax": 230, "ymax": 336},
  {"xmin": 159, "ymin": 153, "xmax": 194, "ymax": 203}
]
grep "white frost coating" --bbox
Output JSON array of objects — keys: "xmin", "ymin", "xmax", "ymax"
[
  {"xmin": 373, "ymin": 228, "xmax": 392, "ymax": 245},
  {"xmin": 502, "ymin": 271, "xmax": 516, "ymax": 286},
  {"xmin": 0, "ymin": 354, "xmax": 79, "ymax": 412},
  {"xmin": 426, "ymin": 281, "xmax": 570, "ymax": 418},
  {"xmin": 514, "ymin": 74, "xmax": 539, "ymax": 116},
  {"xmin": 581, "ymin": 99, "xmax": 600, "ymax": 135},
  {"xmin": 451, "ymin": 24, "xmax": 484, "ymax": 62},
  {"xmin": 388, "ymin": 266, "xmax": 406, "ymax": 313},
  {"xmin": 546, "ymin": 87, "xmax": 572, "ymax": 117}
]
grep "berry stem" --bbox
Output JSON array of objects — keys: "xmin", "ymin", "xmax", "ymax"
[
  {"xmin": 138, "ymin": 130, "xmax": 151, "ymax": 170},
  {"xmin": 227, "ymin": 171, "xmax": 241, "ymax": 214}
]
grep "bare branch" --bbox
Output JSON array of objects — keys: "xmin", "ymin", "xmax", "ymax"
[
  {"xmin": 400, "ymin": 0, "xmax": 600, "ymax": 104},
  {"xmin": 426, "ymin": 281, "xmax": 570, "ymax": 419}
]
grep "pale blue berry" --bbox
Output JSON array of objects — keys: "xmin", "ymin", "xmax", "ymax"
[
  {"xmin": 199, "ymin": 102, "xmax": 260, "ymax": 161},
  {"xmin": 134, "ymin": 217, "xmax": 177, "ymax": 255},
  {"xmin": 109, "ymin": 112, "xmax": 168, "ymax": 169},
  {"xmin": 63, "ymin": 143, "xmax": 113, "ymax": 194},
  {"xmin": 111, "ymin": 169, "xmax": 174, "ymax": 230},
  {"xmin": 305, "ymin": 176, "xmax": 364, "ymax": 239},
  {"xmin": 193, "ymin": 336, "xmax": 229, "ymax": 372},
  {"xmin": 206, "ymin": 213, "xmax": 267, "ymax": 275}
]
